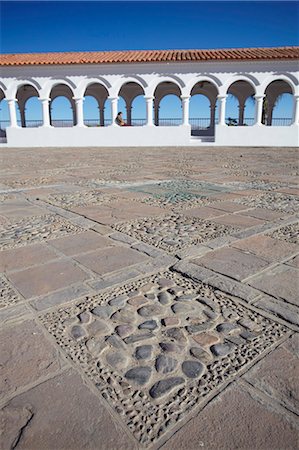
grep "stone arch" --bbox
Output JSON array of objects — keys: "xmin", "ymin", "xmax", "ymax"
[
  {"xmin": 186, "ymin": 76, "xmax": 221, "ymax": 96},
  {"xmin": 263, "ymin": 79, "xmax": 294, "ymax": 126},
  {"xmin": 49, "ymin": 83, "xmax": 76, "ymax": 127},
  {"xmin": 75, "ymin": 77, "xmax": 111, "ymax": 99},
  {"xmin": 16, "ymin": 84, "xmax": 40, "ymax": 128},
  {"xmin": 42, "ymin": 79, "xmax": 76, "ymax": 99}
]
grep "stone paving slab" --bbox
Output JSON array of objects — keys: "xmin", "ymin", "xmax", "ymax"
[
  {"xmin": 192, "ymin": 247, "xmax": 271, "ymax": 281},
  {"xmin": 231, "ymin": 234, "xmax": 299, "ymax": 262},
  {"xmin": 0, "ymin": 242, "xmax": 58, "ymax": 272},
  {"xmin": 161, "ymin": 382, "xmax": 298, "ymax": 450},
  {"xmin": 244, "ymin": 334, "xmax": 299, "ymax": 415},
  {"xmin": 0, "ymin": 320, "xmax": 63, "ymax": 401},
  {"xmin": 73, "ymin": 246, "xmax": 148, "ymax": 277},
  {"xmin": 1, "ymin": 369, "xmax": 138, "ymax": 450},
  {"xmin": 48, "ymin": 230, "xmax": 114, "ymax": 256},
  {"xmin": 7, "ymin": 259, "xmax": 90, "ymax": 299},
  {"xmin": 247, "ymin": 264, "xmax": 299, "ymax": 306}
]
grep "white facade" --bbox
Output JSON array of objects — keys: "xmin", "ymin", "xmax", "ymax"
[{"xmin": 0, "ymin": 57, "xmax": 298, "ymax": 147}]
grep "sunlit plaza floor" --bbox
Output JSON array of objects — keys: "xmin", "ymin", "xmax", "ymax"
[{"xmin": 0, "ymin": 145, "xmax": 298, "ymax": 450}]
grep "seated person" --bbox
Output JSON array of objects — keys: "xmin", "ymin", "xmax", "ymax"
[{"xmin": 115, "ymin": 111, "xmax": 128, "ymax": 126}]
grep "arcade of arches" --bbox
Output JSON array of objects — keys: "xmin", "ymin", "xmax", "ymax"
[{"xmin": 0, "ymin": 78, "xmax": 297, "ymax": 131}]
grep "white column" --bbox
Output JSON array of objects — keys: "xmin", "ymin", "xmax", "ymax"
[
  {"xmin": 109, "ymin": 97, "xmax": 118, "ymax": 126},
  {"xmin": 40, "ymin": 98, "xmax": 51, "ymax": 127},
  {"xmin": 99, "ymin": 106, "xmax": 105, "ymax": 126},
  {"xmin": 254, "ymin": 95, "xmax": 265, "ymax": 125},
  {"xmin": 292, "ymin": 95, "xmax": 299, "ymax": 124},
  {"xmin": 74, "ymin": 97, "xmax": 85, "ymax": 127},
  {"xmin": 210, "ymin": 101, "xmax": 216, "ymax": 128},
  {"xmin": 217, "ymin": 95, "xmax": 227, "ymax": 125},
  {"xmin": 126, "ymin": 102, "xmax": 132, "ymax": 126},
  {"xmin": 181, "ymin": 95, "xmax": 190, "ymax": 125},
  {"xmin": 145, "ymin": 97, "xmax": 154, "ymax": 126},
  {"xmin": 238, "ymin": 101, "xmax": 245, "ymax": 125},
  {"xmin": 7, "ymin": 99, "xmax": 18, "ymax": 128}
]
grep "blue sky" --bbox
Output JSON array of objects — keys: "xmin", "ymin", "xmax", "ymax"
[{"xmin": 0, "ymin": 1, "xmax": 297, "ymax": 123}]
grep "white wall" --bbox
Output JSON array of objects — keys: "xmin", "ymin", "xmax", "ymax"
[
  {"xmin": 5, "ymin": 123, "xmax": 298, "ymax": 147},
  {"xmin": 6, "ymin": 125, "xmax": 192, "ymax": 147},
  {"xmin": 215, "ymin": 124, "xmax": 299, "ymax": 147}
]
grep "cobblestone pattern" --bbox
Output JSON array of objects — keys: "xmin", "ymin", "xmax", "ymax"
[
  {"xmin": 76, "ymin": 178, "xmax": 131, "ymax": 188},
  {"xmin": 0, "ymin": 215, "xmax": 84, "ymax": 250},
  {"xmin": 40, "ymin": 271, "xmax": 289, "ymax": 445},
  {"xmin": 114, "ymin": 214, "xmax": 237, "ymax": 253},
  {"xmin": 235, "ymin": 193, "xmax": 299, "ymax": 213},
  {"xmin": 5, "ymin": 176, "xmax": 57, "ymax": 188},
  {"xmin": 47, "ymin": 190, "xmax": 117, "ymax": 208},
  {"xmin": 268, "ymin": 222, "xmax": 299, "ymax": 245},
  {"xmin": 0, "ymin": 275, "xmax": 23, "ymax": 309}
]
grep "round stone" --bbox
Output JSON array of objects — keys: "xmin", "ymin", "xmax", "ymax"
[
  {"xmin": 211, "ymin": 342, "xmax": 234, "ymax": 357},
  {"xmin": 78, "ymin": 312, "xmax": 91, "ymax": 323},
  {"xmin": 182, "ymin": 360, "xmax": 205, "ymax": 378},
  {"xmin": 149, "ymin": 377, "xmax": 185, "ymax": 399},
  {"xmin": 111, "ymin": 308, "xmax": 134, "ymax": 323},
  {"xmin": 164, "ymin": 327, "xmax": 187, "ymax": 344},
  {"xmin": 137, "ymin": 304, "xmax": 164, "ymax": 318},
  {"xmin": 159, "ymin": 342, "xmax": 182, "ymax": 353},
  {"xmin": 157, "ymin": 278, "xmax": 175, "ymax": 288},
  {"xmin": 190, "ymin": 347, "xmax": 211, "ymax": 363},
  {"xmin": 171, "ymin": 303, "xmax": 196, "ymax": 314},
  {"xmin": 138, "ymin": 320, "xmax": 158, "ymax": 330},
  {"xmin": 135, "ymin": 345, "xmax": 152, "ymax": 360},
  {"xmin": 157, "ymin": 291, "xmax": 172, "ymax": 305},
  {"xmin": 91, "ymin": 305, "xmax": 114, "ymax": 319},
  {"xmin": 155, "ymin": 354, "xmax": 178, "ymax": 374},
  {"xmin": 115, "ymin": 324, "xmax": 134, "ymax": 338},
  {"xmin": 125, "ymin": 366, "xmax": 152, "ymax": 386},
  {"xmin": 86, "ymin": 337, "xmax": 107, "ymax": 356},
  {"xmin": 216, "ymin": 322, "xmax": 240, "ymax": 334},
  {"xmin": 106, "ymin": 350, "xmax": 128, "ymax": 370},
  {"xmin": 109, "ymin": 295, "xmax": 127, "ymax": 307},
  {"xmin": 70, "ymin": 325, "xmax": 86, "ymax": 340},
  {"xmin": 87, "ymin": 319, "xmax": 110, "ymax": 336}
]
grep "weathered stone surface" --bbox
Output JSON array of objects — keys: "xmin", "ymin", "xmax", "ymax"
[
  {"xmin": 244, "ymin": 336, "xmax": 299, "ymax": 414},
  {"xmin": 124, "ymin": 333, "xmax": 153, "ymax": 344},
  {"xmin": 149, "ymin": 377, "xmax": 185, "ymax": 399},
  {"xmin": 138, "ymin": 320, "xmax": 158, "ymax": 330},
  {"xmin": 217, "ymin": 322, "xmax": 241, "ymax": 334},
  {"xmin": 1, "ymin": 369, "xmax": 137, "ymax": 450},
  {"xmin": 125, "ymin": 366, "xmax": 152, "ymax": 385},
  {"xmin": 248, "ymin": 264, "xmax": 299, "ymax": 306},
  {"xmin": 0, "ymin": 243, "xmax": 57, "ymax": 272},
  {"xmin": 70, "ymin": 325, "xmax": 86, "ymax": 340},
  {"xmin": 232, "ymin": 235, "xmax": 299, "ymax": 262},
  {"xmin": 115, "ymin": 324, "xmax": 134, "ymax": 338},
  {"xmin": 74, "ymin": 246, "xmax": 148, "ymax": 276},
  {"xmin": 159, "ymin": 342, "xmax": 183, "ymax": 353},
  {"xmin": 91, "ymin": 304, "xmax": 114, "ymax": 319},
  {"xmin": 155, "ymin": 354, "xmax": 178, "ymax": 374},
  {"xmin": 7, "ymin": 260, "xmax": 88, "ymax": 299},
  {"xmin": 0, "ymin": 320, "xmax": 62, "ymax": 400},
  {"xmin": 161, "ymin": 384, "xmax": 298, "ymax": 450},
  {"xmin": 190, "ymin": 346, "xmax": 212, "ymax": 363},
  {"xmin": 158, "ymin": 291, "xmax": 173, "ymax": 305},
  {"xmin": 106, "ymin": 350, "xmax": 128, "ymax": 370},
  {"xmin": 193, "ymin": 247, "xmax": 270, "ymax": 281},
  {"xmin": 162, "ymin": 317, "xmax": 180, "ymax": 327},
  {"xmin": 192, "ymin": 332, "xmax": 220, "ymax": 347},
  {"xmin": 135, "ymin": 345, "xmax": 152, "ymax": 360},
  {"xmin": 108, "ymin": 295, "xmax": 127, "ymax": 307},
  {"xmin": 49, "ymin": 230, "xmax": 112, "ymax": 256},
  {"xmin": 137, "ymin": 304, "xmax": 164, "ymax": 317},
  {"xmin": 211, "ymin": 342, "xmax": 234, "ymax": 357},
  {"xmin": 182, "ymin": 360, "xmax": 205, "ymax": 378},
  {"xmin": 87, "ymin": 319, "xmax": 111, "ymax": 336},
  {"xmin": 163, "ymin": 327, "xmax": 187, "ymax": 344}
]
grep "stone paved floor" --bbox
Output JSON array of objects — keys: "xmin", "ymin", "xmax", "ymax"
[{"xmin": 0, "ymin": 146, "xmax": 298, "ymax": 450}]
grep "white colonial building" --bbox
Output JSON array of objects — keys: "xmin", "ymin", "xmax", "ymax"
[{"xmin": 0, "ymin": 46, "xmax": 298, "ymax": 147}]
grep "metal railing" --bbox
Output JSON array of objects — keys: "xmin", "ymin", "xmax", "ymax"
[
  {"xmin": 0, "ymin": 117, "xmax": 294, "ymax": 130},
  {"xmin": 158, "ymin": 118, "xmax": 183, "ymax": 126},
  {"xmin": 270, "ymin": 118, "xmax": 293, "ymax": 126}
]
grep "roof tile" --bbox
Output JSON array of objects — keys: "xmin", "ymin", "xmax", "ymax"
[{"xmin": 0, "ymin": 47, "xmax": 298, "ymax": 67}]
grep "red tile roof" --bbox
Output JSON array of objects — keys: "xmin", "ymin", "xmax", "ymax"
[{"xmin": 1, "ymin": 47, "xmax": 298, "ymax": 66}]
